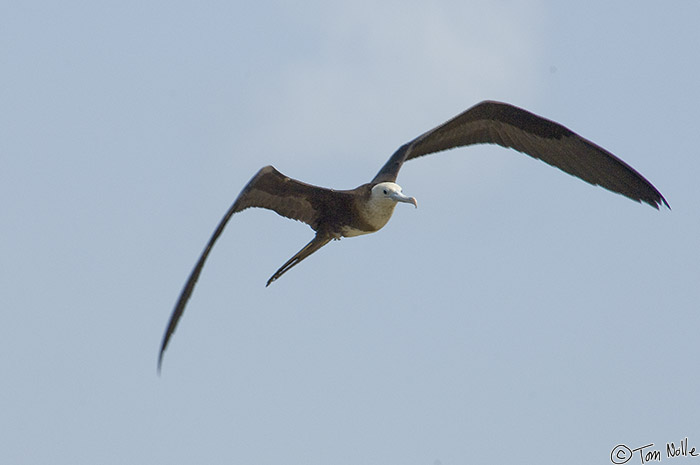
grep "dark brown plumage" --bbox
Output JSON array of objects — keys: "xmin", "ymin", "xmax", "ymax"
[
  {"xmin": 158, "ymin": 100, "xmax": 667, "ymax": 372},
  {"xmin": 374, "ymin": 101, "xmax": 668, "ymax": 208}
]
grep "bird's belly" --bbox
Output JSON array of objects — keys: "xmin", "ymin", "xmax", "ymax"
[{"xmin": 340, "ymin": 225, "xmax": 374, "ymax": 237}]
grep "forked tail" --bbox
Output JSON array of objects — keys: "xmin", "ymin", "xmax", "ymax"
[{"xmin": 266, "ymin": 234, "xmax": 332, "ymax": 286}]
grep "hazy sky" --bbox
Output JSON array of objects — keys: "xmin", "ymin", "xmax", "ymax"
[{"xmin": 3, "ymin": 1, "xmax": 698, "ymax": 464}]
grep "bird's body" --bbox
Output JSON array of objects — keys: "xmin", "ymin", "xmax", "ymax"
[{"xmin": 158, "ymin": 100, "xmax": 668, "ymax": 371}]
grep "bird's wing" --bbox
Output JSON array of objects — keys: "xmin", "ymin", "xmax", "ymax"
[
  {"xmin": 158, "ymin": 165, "xmax": 337, "ymax": 371},
  {"xmin": 372, "ymin": 100, "xmax": 668, "ymax": 209}
]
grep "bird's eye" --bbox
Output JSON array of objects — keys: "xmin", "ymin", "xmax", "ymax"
[{"xmin": 383, "ymin": 189, "xmax": 388, "ymax": 195}]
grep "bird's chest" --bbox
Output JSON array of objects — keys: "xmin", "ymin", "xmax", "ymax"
[
  {"xmin": 344, "ymin": 200, "xmax": 397, "ymax": 237},
  {"xmin": 320, "ymin": 193, "xmax": 397, "ymax": 238}
]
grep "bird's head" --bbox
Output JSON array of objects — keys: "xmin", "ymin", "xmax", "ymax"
[{"xmin": 370, "ymin": 182, "xmax": 417, "ymax": 208}]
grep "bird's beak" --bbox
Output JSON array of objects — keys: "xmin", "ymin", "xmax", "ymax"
[{"xmin": 391, "ymin": 192, "xmax": 418, "ymax": 208}]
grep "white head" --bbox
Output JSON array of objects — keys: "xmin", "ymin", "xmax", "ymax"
[{"xmin": 370, "ymin": 182, "xmax": 417, "ymax": 208}]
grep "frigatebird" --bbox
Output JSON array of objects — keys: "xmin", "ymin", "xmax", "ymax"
[{"xmin": 158, "ymin": 100, "xmax": 668, "ymax": 371}]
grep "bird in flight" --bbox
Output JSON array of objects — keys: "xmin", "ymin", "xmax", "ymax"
[{"xmin": 158, "ymin": 100, "xmax": 668, "ymax": 371}]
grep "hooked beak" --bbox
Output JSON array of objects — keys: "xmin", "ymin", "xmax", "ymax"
[{"xmin": 391, "ymin": 191, "xmax": 418, "ymax": 208}]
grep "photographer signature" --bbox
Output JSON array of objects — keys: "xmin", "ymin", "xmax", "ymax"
[{"xmin": 611, "ymin": 438, "xmax": 699, "ymax": 464}]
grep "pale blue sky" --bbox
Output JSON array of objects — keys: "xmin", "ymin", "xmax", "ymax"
[{"xmin": 2, "ymin": 1, "xmax": 698, "ymax": 464}]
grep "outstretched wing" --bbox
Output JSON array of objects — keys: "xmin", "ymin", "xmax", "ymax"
[
  {"xmin": 158, "ymin": 165, "xmax": 336, "ymax": 372},
  {"xmin": 372, "ymin": 100, "xmax": 668, "ymax": 209}
]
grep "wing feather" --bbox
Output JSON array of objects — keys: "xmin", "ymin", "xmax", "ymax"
[
  {"xmin": 373, "ymin": 101, "xmax": 668, "ymax": 209},
  {"xmin": 232, "ymin": 165, "xmax": 332, "ymax": 228},
  {"xmin": 158, "ymin": 165, "xmax": 336, "ymax": 371}
]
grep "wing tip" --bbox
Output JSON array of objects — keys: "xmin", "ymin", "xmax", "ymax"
[
  {"xmin": 638, "ymin": 192, "xmax": 669, "ymax": 210},
  {"xmin": 157, "ymin": 333, "xmax": 169, "ymax": 375},
  {"xmin": 653, "ymin": 199, "xmax": 670, "ymax": 210},
  {"xmin": 643, "ymin": 187, "xmax": 670, "ymax": 211}
]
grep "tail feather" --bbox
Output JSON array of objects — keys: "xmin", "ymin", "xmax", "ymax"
[{"xmin": 266, "ymin": 234, "xmax": 332, "ymax": 287}]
